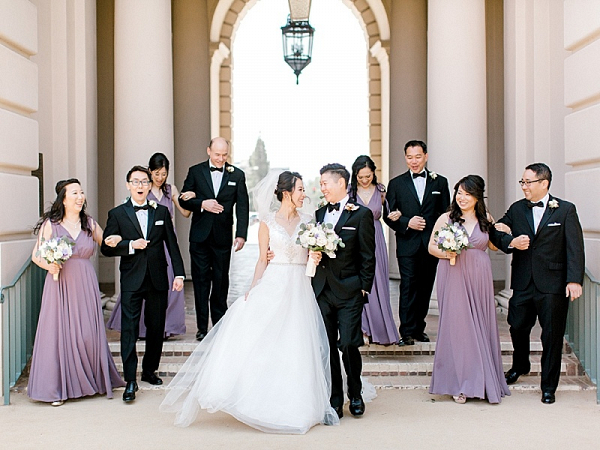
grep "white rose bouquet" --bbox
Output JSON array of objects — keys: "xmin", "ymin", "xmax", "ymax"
[
  {"xmin": 433, "ymin": 222, "xmax": 470, "ymax": 266},
  {"xmin": 296, "ymin": 220, "xmax": 345, "ymax": 277},
  {"xmin": 36, "ymin": 236, "xmax": 76, "ymax": 281}
]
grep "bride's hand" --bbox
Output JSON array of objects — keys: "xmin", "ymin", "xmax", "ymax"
[
  {"xmin": 494, "ymin": 222, "xmax": 512, "ymax": 234},
  {"xmin": 309, "ymin": 250, "xmax": 322, "ymax": 265}
]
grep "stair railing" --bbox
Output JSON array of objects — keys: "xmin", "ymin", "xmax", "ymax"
[
  {"xmin": 565, "ymin": 269, "xmax": 600, "ymax": 403},
  {"xmin": 0, "ymin": 259, "xmax": 45, "ymax": 405}
]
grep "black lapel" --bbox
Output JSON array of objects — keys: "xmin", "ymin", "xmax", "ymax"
[
  {"xmin": 201, "ymin": 161, "xmax": 215, "ymax": 197},
  {"xmin": 523, "ymin": 201, "xmax": 535, "ymax": 234},
  {"xmin": 217, "ymin": 164, "xmax": 231, "ymax": 197},
  {"xmin": 316, "ymin": 206, "xmax": 326, "ymax": 223},
  {"xmin": 334, "ymin": 209, "xmax": 351, "ymax": 234},
  {"xmin": 124, "ymin": 202, "xmax": 144, "ymax": 238},
  {"xmin": 422, "ymin": 170, "xmax": 434, "ymax": 202},
  {"xmin": 402, "ymin": 171, "xmax": 420, "ymax": 204},
  {"xmin": 146, "ymin": 205, "xmax": 156, "ymax": 238},
  {"xmin": 535, "ymin": 195, "xmax": 556, "ymax": 236}
]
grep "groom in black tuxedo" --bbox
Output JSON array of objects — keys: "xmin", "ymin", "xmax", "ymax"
[
  {"xmin": 383, "ymin": 140, "xmax": 450, "ymax": 346},
  {"xmin": 312, "ymin": 163, "xmax": 376, "ymax": 419},
  {"xmin": 179, "ymin": 137, "xmax": 249, "ymax": 341},
  {"xmin": 101, "ymin": 166, "xmax": 185, "ymax": 402},
  {"xmin": 495, "ymin": 163, "xmax": 584, "ymax": 404}
]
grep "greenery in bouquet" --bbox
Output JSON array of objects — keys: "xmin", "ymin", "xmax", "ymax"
[{"xmin": 296, "ymin": 220, "xmax": 345, "ymax": 258}]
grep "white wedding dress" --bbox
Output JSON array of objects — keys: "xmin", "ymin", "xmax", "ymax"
[{"xmin": 160, "ymin": 212, "xmax": 339, "ymax": 433}]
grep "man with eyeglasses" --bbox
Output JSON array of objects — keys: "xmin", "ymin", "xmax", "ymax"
[
  {"xmin": 102, "ymin": 165, "xmax": 185, "ymax": 402},
  {"xmin": 493, "ymin": 163, "xmax": 584, "ymax": 404}
]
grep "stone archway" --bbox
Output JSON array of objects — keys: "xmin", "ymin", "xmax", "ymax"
[{"xmin": 209, "ymin": 0, "xmax": 390, "ymax": 182}]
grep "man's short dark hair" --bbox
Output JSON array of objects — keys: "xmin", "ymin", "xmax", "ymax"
[
  {"xmin": 320, "ymin": 163, "xmax": 350, "ymax": 187},
  {"xmin": 525, "ymin": 162, "xmax": 552, "ymax": 188},
  {"xmin": 126, "ymin": 165, "xmax": 152, "ymax": 182},
  {"xmin": 404, "ymin": 140, "xmax": 427, "ymax": 154}
]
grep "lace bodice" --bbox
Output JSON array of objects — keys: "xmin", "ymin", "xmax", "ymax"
[{"xmin": 263, "ymin": 212, "xmax": 310, "ymax": 265}]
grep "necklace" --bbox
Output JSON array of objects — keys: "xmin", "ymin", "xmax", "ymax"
[{"xmin": 63, "ymin": 218, "xmax": 81, "ymax": 226}]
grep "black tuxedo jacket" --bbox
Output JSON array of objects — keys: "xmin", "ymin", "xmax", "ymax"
[
  {"xmin": 101, "ymin": 202, "xmax": 185, "ymax": 292},
  {"xmin": 311, "ymin": 204, "xmax": 376, "ymax": 300},
  {"xmin": 383, "ymin": 170, "xmax": 450, "ymax": 257},
  {"xmin": 179, "ymin": 160, "xmax": 249, "ymax": 246},
  {"xmin": 496, "ymin": 195, "xmax": 584, "ymax": 294}
]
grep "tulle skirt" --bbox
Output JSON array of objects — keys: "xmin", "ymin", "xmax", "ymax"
[{"xmin": 160, "ymin": 263, "xmax": 339, "ymax": 434}]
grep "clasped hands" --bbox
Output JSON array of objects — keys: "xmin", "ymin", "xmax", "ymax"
[{"xmin": 493, "ymin": 222, "xmax": 530, "ymax": 250}]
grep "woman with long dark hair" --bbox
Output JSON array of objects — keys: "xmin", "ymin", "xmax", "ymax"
[
  {"xmin": 107, "ymin": 152, "xmax": 190, "ymax": 337},
  {"xmin": 427, "ymin": 175, "xmax": 509, "ymax": 404},
  {"xmin": 349, "ymin": 155, "xmax": 399, "ymax": 345},
  {"xmin": 28, "ymin": 179, "xmax": 125, "ymax": 406}
]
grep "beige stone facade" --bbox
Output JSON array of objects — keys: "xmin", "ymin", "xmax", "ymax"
[{"xmin": 1, "ymin": 0, "xmax": 599, "ymax": 289}]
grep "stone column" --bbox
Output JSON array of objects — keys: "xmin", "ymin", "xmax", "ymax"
[
  {"xmin": 114, "ymin": 0, "xmax": 174, "ymax": 203},
  {"xmin": 427, "ymin": 0, "xmax": 488, "ymax": 187}
]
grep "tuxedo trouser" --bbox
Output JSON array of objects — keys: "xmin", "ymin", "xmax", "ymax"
[
  {"xmin": 397, "ymin": 243, "xmax": 439, "ymax": 338},
  {"xmin": 190, "ymin": 237, "xmax": 232, "ymax": 333},
  {"xmin": 120, "ymin": 270, "xmax": 168, "ymax": 381},
  {"xmin": 508, "ymin": 281, "xmax": 569, "ymax": 393},
  {"xmin": 317, "ymin": 287, "xmax": 364, "ymax": 408}
]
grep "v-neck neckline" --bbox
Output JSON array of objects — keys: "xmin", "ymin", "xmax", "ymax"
[
  {"xmin": 273, "ymin": 216, "xmax": 301, "ymax": 239},
  {"xmin": 58, "ymin": 222, "xmax": 81, "ymax": 242}
]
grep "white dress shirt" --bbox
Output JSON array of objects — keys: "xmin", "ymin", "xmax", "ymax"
[
  {"xmin": 323, "ymin": 196, "xmax": 349, "ymax": 228},
  {"xmin": 209, "ymin": 163, "xmax": 224, "ymax": 196},
  {"xmin": 411, "ymin": 171, "xmax": 426, "ymax": 204},
  {"xmin": 129, "ymin": 199, "xmax": 148, "ymax": 254},
  {"xmin": 532, "ymin": 193, "xmax": 549, "ymax": 233}
]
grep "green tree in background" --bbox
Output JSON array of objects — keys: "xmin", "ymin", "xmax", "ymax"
[{"xmin": 247, "ymin": 136, "xmax": 270, "ymax": 210}]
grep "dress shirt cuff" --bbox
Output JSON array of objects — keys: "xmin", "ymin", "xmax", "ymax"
[
  {"xmin": 128, "ymin": 241, "xmax": 135, "ymax": 255},
  {"xmin": 175, "ymin": 276, "xmax": 185, "ymax": 280}
]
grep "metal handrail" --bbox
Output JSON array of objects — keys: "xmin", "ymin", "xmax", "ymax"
[
  {"xmin": 565, "ymin": 268, "xmax": 600, "ymax": 403},
  {"xmin": 1, "ymin": 258, "xmax": 45, "ymax": 405}
]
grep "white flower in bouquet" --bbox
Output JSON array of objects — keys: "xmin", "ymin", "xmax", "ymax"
[
  {"xmin": 433, "ymin": 222, "xmax": 470, "ymax": 266},
  {"xmin": 296, "ymin": 220, "xmax": 345, "ymax": 276},
  {"xmin": 36, "ymin": 235, "xmax": 76, "ymax": 281}
]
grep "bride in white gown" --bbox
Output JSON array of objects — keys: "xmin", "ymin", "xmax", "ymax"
[{"xmin": 160, "ymin": 171, "xmax": 339, "ymax": 433}]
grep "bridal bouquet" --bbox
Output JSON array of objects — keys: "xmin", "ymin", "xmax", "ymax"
[
  {"xmin": 433, "ymin": 222, "xmax": 470, "ymax": 266},
  {"xmin": 36, "ymin": 236, "xmax": 75, "ymax": 281},
  {"xmin": 296, "ymin": 220, "xmax": 345, "ymax": 277}
]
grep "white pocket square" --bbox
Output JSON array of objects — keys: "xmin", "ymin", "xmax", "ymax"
[
  {"xmin": 547, "ymin": 222, "xmax": 561, "ymax": 227},
  {"xmin": 228, "ymin": 181, "xmax": 236, "ymax": 186},
  {"xmin": 432, "ymin": 191, "xmax": 441, "ymax": 194},
  {"xmin": 341, "ymin": 226, "xmax": 356, "ymax": 230},
  {"xmin": 155, "ymin": 220, "xmax": 164, "ymax": 225}
]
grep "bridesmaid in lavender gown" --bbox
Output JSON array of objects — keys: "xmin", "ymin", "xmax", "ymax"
[
  {"xmin": 29, "ymin": 179, "xmax": 125, "ymax": 406},
  {"xmin": 107, "ymin": 153, "xmax": 190, "ymax": 338},
  {"xmin": 349, "ymin": 156, "xmax": 399, "ymax": 345},
  {"xmin": 428, "ymin": 175, "xmax": 510, "ymax": 404}
]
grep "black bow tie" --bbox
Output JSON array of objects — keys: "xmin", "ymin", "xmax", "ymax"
[
  {"xmin": 210, "ymin": 166, "xmax": 223, "ymax": 172},
  {"xmin": 412, "ymin": 171, "xmax": 426, "ymax": 179},
  {"xmin": 527, "ymin": 201, "xmax": 544, "ymax": 209},
  {"xmin": 133, "ymin": 204, "xmax": 149, "ymax": 212},
  {"xmin": 327, "ymin": 202, "xmax": 340, "ymax": 212}
]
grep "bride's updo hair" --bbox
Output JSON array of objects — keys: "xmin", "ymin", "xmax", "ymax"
[{"xmin": 274, "ymin": 171, "xmax": 302, "ymax": 201}]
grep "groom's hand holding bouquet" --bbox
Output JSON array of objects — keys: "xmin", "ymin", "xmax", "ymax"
[{"xmin": 296, "ymin": 220, "xmax": 345, "ymax": 277}]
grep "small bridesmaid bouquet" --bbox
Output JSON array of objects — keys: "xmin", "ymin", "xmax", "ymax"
[
  {"xmin": 296, "ymin": 220, "xmax": 345, "ymax": 277},
  {"xmin": 434, "ymin": 223, "xmax": 470, "ymax": 266},
  {"xmin": 36, "ymin": 236, "xmax": 75, "ymax": 281}
]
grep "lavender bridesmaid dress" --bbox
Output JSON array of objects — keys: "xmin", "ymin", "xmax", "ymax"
[
  {"xmin": 429, "ymin": 221, "xmax": 510, "ymax": 403},
  {"xmin": 28, "ymin": 220, "xmax": 125, "ymax": 402},
  {"xmin": 107, "ymin": 184, "xmax": 186, "ymax": 337},
  {"xmin": 356, "ymin": 186, "xmax": 399, "ymax": 345}
]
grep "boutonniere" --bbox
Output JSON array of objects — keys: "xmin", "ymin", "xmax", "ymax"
[
  {"xmin": 429, "ymin": 171, "xmax": 438, "ymax": 180},
  {"xmin": 345, "ymin": 203, "xmax": 360, "ymax": 212},
  {"xmin": 226, "ymin": 165, "xmax": 235, "ymax": 173},
  {"xmin": 318, "ymin": 196, "xmax": 327, "ymax": 209},
  {"xmin": 148, "ymin": 200, "xmax": 158, "ymax": 209},
  {"xmin": 122, "ymin": 196, "xmax": 130, "ymax": 204},
  {"xmin": 548, "ymin": 199, "xmax": 559, "ymax": 209}
]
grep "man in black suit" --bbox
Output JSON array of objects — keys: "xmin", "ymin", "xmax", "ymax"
[
  {"xmin": 383, "ymin": 140, "xmax": 450, "ymax": 346},
  {"xmin": 494, "ymin": 163, "xmax": 584, "ymax": 404},
  {"xmin": 101, "ymin": 166, "xmax": 185, "ymax": 402},
  {"xmin": 312, "ymin": 163, "xmax": 376, "ymax": 419},
  {"xmin": 179, "ymin": 137, "xmax": 249, "ymax": 341}
]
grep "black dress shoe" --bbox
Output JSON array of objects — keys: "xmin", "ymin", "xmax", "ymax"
[
  {"xmin": 141, "ymin": 371, "xmax": 163, "ymax": 385},
  {"xmin": 414, "ymin": 333, "xmax": 430, "ymax": 342},
  {"xmin": 398, "ymin": 337, "xmax": 415, "ymax": 346},
  {"xmin": 333, "ymin": 406, "xmax": 343, "ymax": 419},
  {"xmin": 349, "ymin": 397, "xmax": 365, "ymax": 417},
  {"xmin": 541, "ymin": 391, "xmax": 555, "ymax": 404},
  {"xmin": 123, "ymin": 381, "xmax": 138, "ymax": 402},
  {"xmin": 505, "ymin": 368, "xmax": 528, "ymax": 385},
  {"xmin": 196, "ymin": 331, "xmax": 207, "ymax": 341}
]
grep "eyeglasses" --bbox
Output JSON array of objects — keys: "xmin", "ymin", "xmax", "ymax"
[
  {"xmin": 518, "ymin": 179, "xmax": 544, "ymax": 187},
  {"xmin": 128, "ymin": 180, "xmax": 150, "ymax": 187}
]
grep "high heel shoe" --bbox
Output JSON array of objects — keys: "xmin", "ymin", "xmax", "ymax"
[
  {"xmin": 51, "ymin": 400, "xmax": 64, "ymax": 407},
  {"xmin": 452, "ymin": 394, "xmax": 466, "ymax": 404}
]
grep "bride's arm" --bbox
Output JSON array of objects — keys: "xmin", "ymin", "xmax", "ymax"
[{"xmin": 246, "ymin": 221, "xmax": 269, "ymax": 299}]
